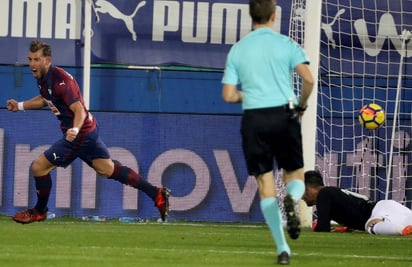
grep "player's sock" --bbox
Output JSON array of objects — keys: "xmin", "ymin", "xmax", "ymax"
[
  {"xmin": 109, "ymin": 163, "xmax": 157, "ymax": 199},
  {"xmin": 34, "ymin": 174, "xmax": 52, "ymax": 213},
  {"xmin": 369, "ymin": 221, "xmax": 401, "ymax": 235},
  {"xmin": 260, "ymin": 197, "xmax": 290, "ymax": 255},
  {"xmin": 286, "ymin": 179, "xmax": 305, "ymax": 202}
]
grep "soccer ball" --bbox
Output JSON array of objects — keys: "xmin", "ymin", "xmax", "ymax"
[{"xmin": 358, "ymin": 103, "xmax": 385, "ymax": 130}]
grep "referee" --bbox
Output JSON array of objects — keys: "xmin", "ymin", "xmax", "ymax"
[{"xmin": 221, "ymin": 0, "xmax": 314, "ymax": 264}]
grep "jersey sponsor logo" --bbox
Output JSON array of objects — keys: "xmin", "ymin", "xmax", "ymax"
[{"xmin": 44, "ymin": 98, "xmax": 61, "ymax": 116}]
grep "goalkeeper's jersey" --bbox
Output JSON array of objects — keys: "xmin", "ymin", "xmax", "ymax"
[{"xmin": 314, "ymin": 187, "xmax": 376, "ymax": 232}]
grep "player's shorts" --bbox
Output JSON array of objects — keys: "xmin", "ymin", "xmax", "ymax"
[
  {"xmin": 44, "ymin": 127, "xmax": 110, "ymax": 168},
  {"xmin": 241, "ymin": 106, "xmax": 303, "ymax": 176}
]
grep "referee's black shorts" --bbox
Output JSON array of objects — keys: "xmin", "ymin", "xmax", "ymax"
[{"xmin": 241, "ymin": 106, "xmax": 304, "ymax": 177}]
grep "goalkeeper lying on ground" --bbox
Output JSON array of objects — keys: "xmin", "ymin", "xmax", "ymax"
[{"xmin": 302, "ymin": 170, "xmax": 412, "ymax": 236}]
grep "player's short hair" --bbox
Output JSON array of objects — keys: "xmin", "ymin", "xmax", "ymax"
[
  {"xmin": 249, "ymin": 0, "xmax": 276, "ymax": 24},
  {"xmin": 304, "ymin": 170, "xmax": 325, "ymax": 187},
  {"xmin": 30, "ymin": 40, "xmax": 52, "ymax": 57}
]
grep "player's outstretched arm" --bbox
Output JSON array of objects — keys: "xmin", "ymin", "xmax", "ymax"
[{"xmin": 7, "ymin": 95, "xmax": 47, "ymax": 112}]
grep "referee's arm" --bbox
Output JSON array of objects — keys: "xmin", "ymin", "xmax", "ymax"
[{"xmin": 222, "ymin": 84, "xmax": 242, "ymax": 103}]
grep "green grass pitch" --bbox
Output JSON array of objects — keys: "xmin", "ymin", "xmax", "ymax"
[{"xmin": 0, "ymin": 216, "xmax": 411, "ymax": 267}]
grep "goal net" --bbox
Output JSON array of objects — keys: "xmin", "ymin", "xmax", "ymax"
[{"xmin": 315, "ymin": 1, "xmax": 412, "ymax": 207}]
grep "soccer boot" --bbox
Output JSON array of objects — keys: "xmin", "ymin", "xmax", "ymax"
[
  {"xmin": 402, "ymin": 225, "xmax": 412, "ymax": 236},
  {"xmin": 277, "ymin": 251, "xmax": 290, "ymax": 265},
  {"xmin": 12, "ymin": 208, "xmax": 47, "ymax": 224},
  {"xmin": 155, "ymin": 188, "xmax": 171, "ymax": 222},
  {"xmin": 283, "ymin": 194, "xmax": 301, "ymax": 239}
]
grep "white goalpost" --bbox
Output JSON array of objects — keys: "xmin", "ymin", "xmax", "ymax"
[
  {"xmin": 83, "ymin": 0, "xmax": 93, "ymax": 110},
  {"xmin": 287, "ymin": 0, "xmax": 322, "ymax": 227}
]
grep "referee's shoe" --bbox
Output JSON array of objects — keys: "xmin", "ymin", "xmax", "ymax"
[
  {"xmin": 277, "ymin": 251, "xmax": 290, "ymax": 265},
  {"xmin": 284, "ymin": 194, "xmax": 301, "ymax": 239}
]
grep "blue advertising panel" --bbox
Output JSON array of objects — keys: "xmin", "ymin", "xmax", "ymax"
[
  {"xmin": 0, "ymin": 0, "xmax": 84, "ymax": 66},
  {"xmin": 2, "ymin": 109, "xmax": 411, "ymax": 221},
  {"xmin": 316, "ymin": 117, "xmax": 412, "ymax": 205},
  {"xmin": 0, "ymin": 109, "xmax": 265, "ymax": 222},
  {"xmin": 0, "ymin": 0, "xmax": 285, "ymax": 68},
  {"xmin": 320, "ymin": 0, "xmax": 412, "ymax": 76},
  {"xmin": 1, "ymin": 0, "xmax": 411, "ymax": 70}
]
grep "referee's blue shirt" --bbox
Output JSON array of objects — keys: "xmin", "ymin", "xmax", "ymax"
[{"xmin": 222, "ymin": 28, "xmax": 310, "ymax": 110}]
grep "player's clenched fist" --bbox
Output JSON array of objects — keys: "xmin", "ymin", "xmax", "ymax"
[
  {"xmin": 66, "ymin": 127, "xmax": 79, "ymax": 142},
  {"xmin": 6, "ymin": 99, "xmax": 20, "ymax": 112}
]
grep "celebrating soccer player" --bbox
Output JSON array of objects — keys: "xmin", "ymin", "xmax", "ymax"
[{"xmin": 7, "ymin": 40, "xmax": 170, "ymax": 224}]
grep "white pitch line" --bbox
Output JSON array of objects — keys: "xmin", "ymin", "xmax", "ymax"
[
  {"xmin": 52, "ymin": 220, "xmax": 268, "ymax": 229},
  {"xmin": 3, "ymin": 243, "xmax": 412, "ymax": 262},
  {"xmin": 79, "ymin": 246, "xmax": 412, "ymax": 262},
  {"xmin": 294, "ymin": 252, "xmax": 412, "ymax": 261}
]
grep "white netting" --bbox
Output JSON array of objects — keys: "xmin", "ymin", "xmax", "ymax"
[{"xmin": 316, "ymin": 0, "xmax": 412, "ymax": 206}]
